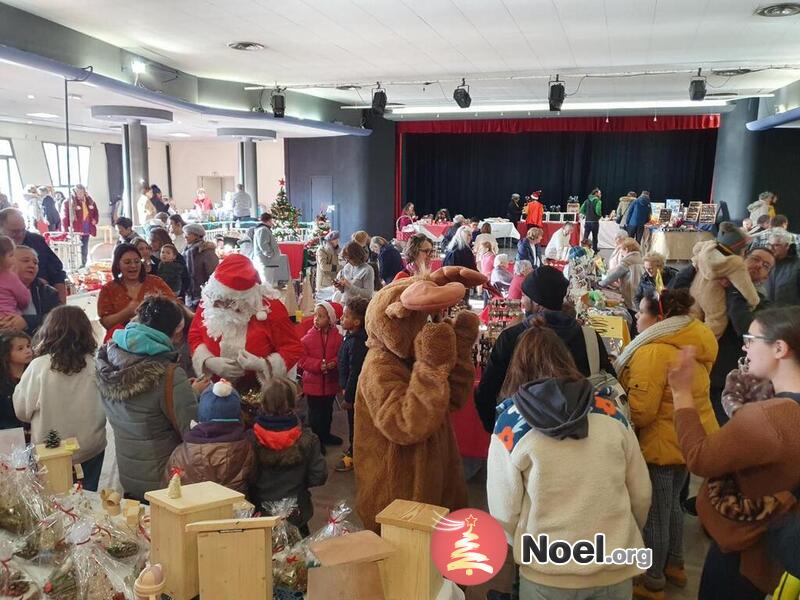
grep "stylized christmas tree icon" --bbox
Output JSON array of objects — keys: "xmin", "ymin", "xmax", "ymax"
[{"xmin": 446, "ymin": 514, "xmax": 494, "ymax": 577}]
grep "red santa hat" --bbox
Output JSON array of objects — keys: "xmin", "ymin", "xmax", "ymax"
[
  {"xmin": 531, "ymin": 190, "xmax": 542, "ymax": 200},
  {"xmin": 316, "ymin": 301, "xmax": 343, "ymax": 325},
  {"xmin": 201, "ymin": 254, "xmax": 279, "ymax": 320}
]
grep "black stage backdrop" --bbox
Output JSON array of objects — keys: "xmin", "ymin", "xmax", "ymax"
[{"xmin": 403, "ymin": 129, "xmax": 718, "ymax": 218}]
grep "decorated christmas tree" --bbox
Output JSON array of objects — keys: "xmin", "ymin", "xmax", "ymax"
[{"xmin": 271, "ymin": 179, "xmax": 302, "ymax": 241}]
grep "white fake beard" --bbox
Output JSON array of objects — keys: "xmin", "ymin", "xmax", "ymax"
[{"xmin": 203, "ymin": 305, "xmax": 253, "ymax": 360}]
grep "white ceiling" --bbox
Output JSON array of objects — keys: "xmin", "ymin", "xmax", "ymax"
[
  {"xmin": 4, "ymin": 0, "xmax": 800, "ymax": 109},
  {"xmin": 0, "ymin": 59, "xmax": 350, "ymax": 139}
]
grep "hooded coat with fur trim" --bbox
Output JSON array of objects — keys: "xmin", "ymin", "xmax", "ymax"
[
  {"xmin": 688, "ymin": 240, "xmax": 760, "ymax": 338},
  {"xmin": 96, "ymin": 343, "xmax": 197, "ymax": 500},
  {"xmin": 354, "ymin": 276, "xmax": 478, "ymax": 532}
]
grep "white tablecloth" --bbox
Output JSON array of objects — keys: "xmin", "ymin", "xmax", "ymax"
[
  {"xmin": 597, "ymin": 221, "xmax": 622, "ymax": 249},
  {"xmin": 479, "ymin": 221, "xmax": 520, "ymax": 240}
]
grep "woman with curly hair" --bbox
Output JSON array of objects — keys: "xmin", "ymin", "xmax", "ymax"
[{"xmin": 13, "ymin": 305, "xmax": 106, "ymax": 490}]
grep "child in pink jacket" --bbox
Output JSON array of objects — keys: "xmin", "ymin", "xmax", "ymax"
[{"xmin": 299, "ymin": 301, "xmax": 343, "ymax": 452}]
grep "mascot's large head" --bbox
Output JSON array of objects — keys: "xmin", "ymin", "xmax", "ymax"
[
  {"xmin": 201, "ymin": 254, "xmax": 280, "ymax": 340},
  {"xmin": 365, "ymin": 266, "xmax": 488, "ymax": 359}
]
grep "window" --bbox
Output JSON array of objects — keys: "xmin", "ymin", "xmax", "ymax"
[
  {"xmin": 0, "ymin": 138, "xmax": 24, "ymax": 206},
  {"xmin": 42, "ymin": 142, "xmax": 91, "ymax": 197}
]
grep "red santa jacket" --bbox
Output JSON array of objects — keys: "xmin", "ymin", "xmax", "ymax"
[
  {"xmin": 524, "ymin": 200, "xmax": 544, "ymax": 227},
  {"xmin": 298, "ymin": 326, "xmax": 343, "ymax": 397},
  {"xmin": 188, "ymin": 298, "xmax": 302, "ymax": 380}
]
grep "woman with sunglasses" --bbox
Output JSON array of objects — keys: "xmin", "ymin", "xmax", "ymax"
[
  {"xmin": 614, "ymin": 288, "xmax": 719, "ymax": 599},
  {"xmin": 668, "ymin": 306, "xmax": 800, "ymax": 599}
]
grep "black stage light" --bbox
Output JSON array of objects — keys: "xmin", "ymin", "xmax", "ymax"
[
  {"xmin": 689, "ymin": 69, "xmax": 707, "ymax": 101},
  {"xmin": 453, "ymin": 78, "xmax": 471, "ymax": 108},
  {"xmin": 549, "ymin": 76, "xmax": 565, "ymax": 112},
  {"xmin": 372, "ymin": 85, "xmax": 387, "ymax": 116},
  {"xmin": 271, "ymin": 90, "xmax": 285, "ymax": 117}
]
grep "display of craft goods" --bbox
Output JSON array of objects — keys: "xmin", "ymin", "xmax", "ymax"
[
  {"xmin": 92, "ymin": 520, "xmax": 143, "ymax": 562},
  {"xmin": 14, "ymin": 512, "xmax": 67, "ymax": 565},
  {"xmin": 263, "ymin": 498, "xmax": 302, "ymax": 555},
  {"xmin": 487, "ymin": 298, "xmax": 522, "ymax": 324},
  {"xmin": 308, "ymin": 500, "xmax": 358, "ymax": 544},
  {"xmin": 0, "ymin": 541, "xmax": 41, "ymax": 600},
  {"xmin": 0, "ymin": 447, "xmax": 50, "ymax": 536},
  {"xmin": 43, "ymin": 558, "xmax": 78, "ymax": 600}
]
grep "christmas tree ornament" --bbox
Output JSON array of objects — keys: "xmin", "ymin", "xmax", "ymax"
[
  {"xmin": 44, "ymin": 430, "xmax": 61, "ymax": 449},
  {"xmin": 167, "ymin": 468, "xmax": 182, "ymax": 499}
]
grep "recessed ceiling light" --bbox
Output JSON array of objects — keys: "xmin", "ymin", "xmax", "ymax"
[
  {"xmin": 26, "ymin": 112, "xmax": 59, "ymax": 119},
  {"xmin": 227, "ymin": 41, "xmax": 265, "ymax": 51},
  {"xmin": 26, "ymin": 94, "xmax": 35, "ymax": 100},
  {"xmin": 755, "ymin": 3, "xmax": 800, "ymax": 17},
  {"xmin": 131, "ymin": 60, "xmax": 147, "ymax": 74},
  {"xmin": 168, "ymin": 132, "xmax": 191, "ymax": 138}
]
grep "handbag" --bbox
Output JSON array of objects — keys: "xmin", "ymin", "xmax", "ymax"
[{"xmin": 581, "ymin": 326, "xmax": 631, "ymax": 422}]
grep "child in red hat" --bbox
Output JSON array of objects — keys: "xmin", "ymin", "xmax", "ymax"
[{"xmin": 298, "ymin": 301, "xmax": 344, "ymax": 451}]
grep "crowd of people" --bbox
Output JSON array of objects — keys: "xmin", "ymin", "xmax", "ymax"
[{"xmin": 0, "ymin": 186, "xmax": 798, "ymax": 600}]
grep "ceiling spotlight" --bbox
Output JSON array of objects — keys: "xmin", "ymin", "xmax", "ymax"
[
  {"xmin": 26, "ymin": 112, "xmax": 59, "ymax": 119},
  {"xmin": 689, "ymin": 68, "xmax": 707, "ymax": 101},
  {"xmin": 227, "ymin": 41, "xmax": 266, "ymax": 51},
  {"xmin": 372, "ymin": 83, "xmax": 387, "ymax": 116},
  {"xmin": 548, "ymin": 75, "xmax": 565, "ymax": 112},
  {"xmin": 168, "ymin": 132, "xmax": 191, "ymax": 138},
  {"xmin": 755, "ymin": 3, "xmax": 800, "ymax": 17},
  {"xmin": 453, "ymin": 78, "xmax": 471, "ymax": 108},
  {"xmin": 131, "ymin": 60, "xmax": 147, "ymax": 75},
  {"xmin": 271, "ymin": 88, "xmax": 285, "ymax": 118},
  {"xmin": 26, "ymin": 94, "xmax": 35, "ymax": 100}
]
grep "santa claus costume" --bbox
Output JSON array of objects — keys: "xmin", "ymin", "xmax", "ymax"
[
  {"xmin": 188, "ymin": 254, "xmax": 302, "ymax": 392},
  {"xmin": 524, "ymin": 190, "xmax": 544, "ymax": 230}
]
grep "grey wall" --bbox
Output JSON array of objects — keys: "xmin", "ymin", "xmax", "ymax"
[
  {"xmin": 286, "ymin": 116, "xmax": 396, "ymax": 240},
  {"xmin": 712, "ymin": 98, "xmax": 800, "ymax": 227}
]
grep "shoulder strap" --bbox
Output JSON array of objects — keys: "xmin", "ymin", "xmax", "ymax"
[
  {"xmin": 163, "ymin": 363, "xmax": 180, "ymax": 432},
  {"xmin": 582, "ymin": 326, "xmax": 600, "ymax": 375}
]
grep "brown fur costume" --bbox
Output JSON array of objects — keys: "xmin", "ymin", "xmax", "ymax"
[{"xmin": 354, "ymin": 268, "xmax": 481, "ymax": 531}]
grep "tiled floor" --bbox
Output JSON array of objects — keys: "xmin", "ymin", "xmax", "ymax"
[{"xmin": 306, "ymin": 408, "xmax": 710, "ymax": 599}]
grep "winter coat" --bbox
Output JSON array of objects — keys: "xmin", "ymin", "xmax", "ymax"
[
  {"xmin": 164, "ymin": 421, "xmax": 254, "ymax": 494},
  {"xmin": 626, "ymin": 196, "xmax": 652, "ymax": 227},
  {"xmin": 765, "ymin": 250, "xmax": 800, "ymax": 307},
  {"xmin": 475, "ymin": 311, "xmax": 614, "ymax": 432},
  {"xmin": 0, "ymin": 378, "xmax": 24, "ymax": 431},
  {"xmin": 338, "ymin": 327, "xmax": 367, "ymax": 405},
  {"xmin": 488, "ymin": 379, "xmax": 651, "ymax": 589},
  {"xmin": 61, "ymin": 195, "xmax": 99, "ymax": 237},
  {"xmin": 338, "ymin": 262, "xmax": 374, "ymax": 303},
  {"xmin": 41, "ymin": 195, "xmax": 60, "ymax": 231},
  {"xmin": 315, "ymin": 243, "xmax": 339, "ymax": 289},
  {"xmin": 507, "ymin": 199, "xmax": 523, "ymax": 223},
  {"xmin": 598, "ymin": 250, "xmax": 644, "ymax": 310},
  {"xmin": 619, "ymin": 318, "xmax": 719, "ymax": 465},
  {"xmin": 251, "ymin": 225, "xmax": 282, "ymax": 284},
  {"xmin": 689, "ymin": 240, "xmax": 760, "ymax": 337},
  {"xmin": 377, "ymin": 244, "xmax": 403, "ymax": 285},
  {"xmin": 516, "ymin": 239, "xmax": 542, "ymax": 268},
  {"xmin": 157, "ymin": 261, "xmax": 186, "ymax": 296},
  {"xmin": 747, "ymin": 199, "xmax": 774, "ymax": 223},
  {"xmin": 21, "ymin": 277, "xmax": 60, "ymax": 334},
  {"xmin": 634, "ymin": 266, "xmax": 677, "ymax": 306},
  {"xmin": 299, "ymin": 326, "xmax": 343, "ymax": 397},
  {"xmin": 443, "ymin": 245, "xmax": 477, "ymax": 271},
  {"xmin": 96, "ymin": 341, "xmax": 197, "ymax": 500},
  {"xmin": 183, "ymin": 240, "xmax": 219, "ymax": 308},
  {"xmin": 248, "ymin": 415, "xmax": 327, "ymax": 526}
]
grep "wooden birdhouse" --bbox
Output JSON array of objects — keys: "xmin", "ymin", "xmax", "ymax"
[
  {"xmin": 145, "ymin": 482, "xmax": 243, "ymax": 600},
  {"xmin": 375, "ymin": 499, "xmax": 449, "ymax": 600},
  {"xmin": 34, "ymin": 437, "xmax": 79, "ymax": 495},
  {"xmin": 307, "ymin": 530, "xmax": 396, "ymax": 600},
  {"xmin": 185, "ymin": 517, "xmax": 279, "ymax": 600}
]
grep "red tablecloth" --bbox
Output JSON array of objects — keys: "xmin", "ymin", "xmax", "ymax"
[
  {"xmin": 278, "ymin": 242, "xmax": 304, "ymax": 279},
  {"xmin": 450, "ymin": 375, "xmax": 490, "ymax": 459},
  {"xmin": 539, "ymin": 222, "xmax": 581, "ymax": 246},
  {"xmin": 419, "ymin": 222, "xmax": 451, "ymax": 239}
]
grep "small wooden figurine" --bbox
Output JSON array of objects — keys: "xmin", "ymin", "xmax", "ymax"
[
  {"xmin": 100, "ymin": 489, "xmax": 122, "ymax": 517},
  {"xmin": 134, "ymin": 563, "xmax": 166, "ymax": 600},
  {"xmin": 167, "ymin": 468, "xmax": 183, "ymax": 499}
]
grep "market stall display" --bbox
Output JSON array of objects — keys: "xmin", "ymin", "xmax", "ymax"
[
  {"xmin": 479, "ymin": 219, "xmax": 520, "ymax": 241},
  {"xmin": 643, "ymin": 227, "xmax": 714, "ymax": 261}
]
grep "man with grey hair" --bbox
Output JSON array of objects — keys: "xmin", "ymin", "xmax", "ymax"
[
  {"xmin": 507, "ymin": 192, "xmax": 523, "ymax": 223},
  {"xmin": 765, "ymin": 228, "xmax": 800, "ymax": 306},
  {"xmin": 5, "ymin": 245, "xmax": 60, "ymax": 333},
  {"xmin": 0, "ymin": 208, "xmax": 66, "ymax": 302},
  {"xmin": 441, "ymin": 214, "xmax": 466, "ymax": 248}
]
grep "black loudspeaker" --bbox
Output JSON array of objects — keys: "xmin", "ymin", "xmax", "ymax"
[
  {"xmin": 453, "ymin": 87, "xmax": 471, "ymax": 108},
  {"xmin": 372, "ymin": 90, "xmax": 387, "ymax": 115},
  {"xmin": 549, "ymin": 82, "xmax": 565, "ymax": 111},
  {"xmin": 271, "ymin": 93, "xmax": 285, "ymax": 117},
  {"xmin": 689, "ymin": 78, "xmax": 707, "ymax": 101}
]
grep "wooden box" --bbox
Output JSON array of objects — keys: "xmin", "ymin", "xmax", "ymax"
[
  {"xmin": 145, "ymin": 482, "xmax": 243, "ymax": 600},
  {"xmin": 308, "ymin": 530, "xmax": 396, "ymax": 600},
  {"xmin": 34, "ymin": 441, "xmax": 77, "ymax": 495},
  {"xmin": 375, "ymin": 499, "xmax": 449, "ymax": 600},
  {"xmin": 186, "ymin": 517, "xmax": 279, "ymax": 600}
]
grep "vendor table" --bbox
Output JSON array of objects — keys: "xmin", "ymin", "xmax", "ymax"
[
  {"xmin": 643, "ymin": 228, "xmax": 714, "ymax": 261},
  {"xmin": 411, "ymin": 222, "xmax": 451, "ymax": 242},
  {"xmin": 596, "ymin": 221, "xmax": 623, "ymax": 250},
  {"xmin": 278, "ymin": 242, "xmax": 304, "ymax": 279},
  {"xmin": 479, "ymin": 220, "xmax": 520, "ymax": 241}
]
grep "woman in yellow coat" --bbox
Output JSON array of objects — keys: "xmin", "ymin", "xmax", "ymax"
[{"xmin": 615, "ymin": 288, "xmax": 719, "ymax": 600}]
